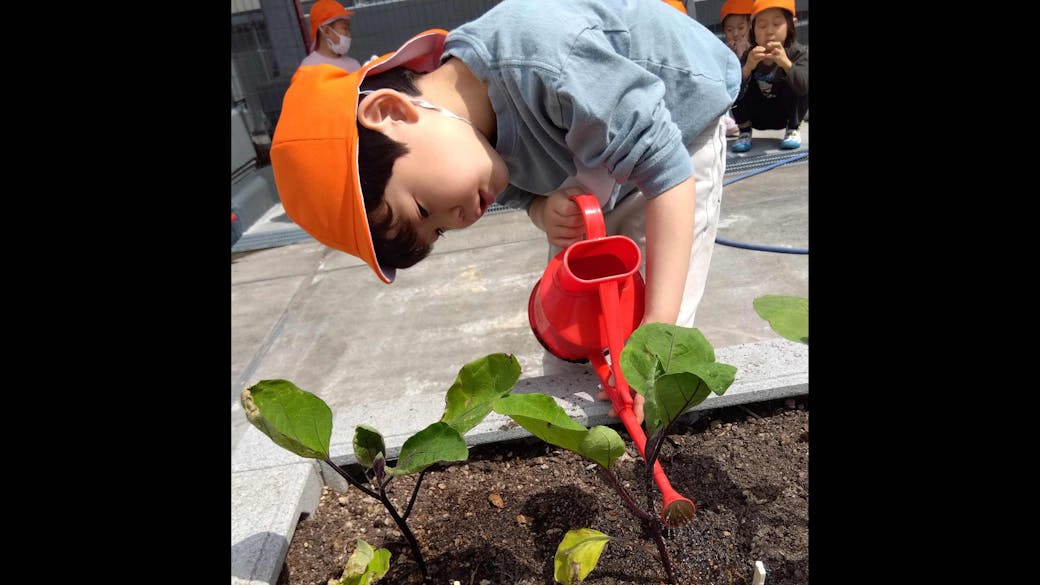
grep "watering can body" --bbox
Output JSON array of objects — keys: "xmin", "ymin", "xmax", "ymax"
[
  {"xmin": 528, "ymin": 237, "xmax": 645, "ymax": 362},
  {"xmin": 527, "ymin": 196, "xmax": 645, "ymax": 363}
]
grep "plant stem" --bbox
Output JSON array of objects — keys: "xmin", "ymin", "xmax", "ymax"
[
  {"xmin": 322, "ymin": 457, "xmax": 379, "ymax": 499},
  {"xmin": 402, "ymin": 469, "xmax": 428, "ymax": 521},
  {"xmin": 379, "ymin": 481, "xmax": 429, "ymax": 581},
  {"xmin": 597, "ymin": 467, "xmax": 676, "ymax": 584},
  {"xmin": 596, "ymin": 467, "xmax": 653, "ymax": 522}
]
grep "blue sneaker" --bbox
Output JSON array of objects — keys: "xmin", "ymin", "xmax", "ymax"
[
  {"xmin": 779, "ymin": 128, "xmax": 801, "ymax": 150},
  {"xmin": 732, "ymin": 132, "xmax": 752, "ymax": 153}
]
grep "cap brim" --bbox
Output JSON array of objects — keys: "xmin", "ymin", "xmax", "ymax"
[{"xmin": 273, "ymin": 30, "xmax": 448, "ymax": 285}]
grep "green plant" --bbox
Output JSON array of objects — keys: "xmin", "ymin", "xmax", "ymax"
[
  {"xmin": 241, "ymin": 353, "xmax": 522, "ymax": 582},
  {"xmin": 495, "ymin": 323, "xmax": 736, "ymax": 583},
  {"xmin": 553, "ymin": 528, "xmax": 610, "ymax": 585},
  {"xmin": 333, "ymin": 539, "xmax": 391, "ymax": 585},
  {"xmin": 241, "ymin": 323, "xmax": 735, "ymax": 584},
  {"xmin": 753, "ymin": 294, "xmax": 808, "ymax": 344}
]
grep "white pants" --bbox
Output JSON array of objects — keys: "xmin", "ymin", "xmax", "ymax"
[{"xmin": 542, "ymin": 115, "xmax": 727, "ymax": 374}]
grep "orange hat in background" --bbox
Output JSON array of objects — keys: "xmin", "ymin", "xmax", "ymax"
[
  {"xmin": 751, "ymin": 0, "xmax": 796, "ymax": 19},
  {"xmin": 720, "ymin": 0, "xmax": 754, "ymax": 21},
  {"xmin": 661, "ymin": 0, "xmax": 687, "ymax": 14},
  {"xmin": 309, "ymin": 0, "xmax": 355, "ymax": 51},
  {"xmin": 271, "ymin": 29, "xmax": 448, "ymax": 284}
]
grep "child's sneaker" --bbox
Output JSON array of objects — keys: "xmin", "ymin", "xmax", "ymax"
[
  {"xmin": 779, "ymin": 128, "xmax": 801, "ymax": 150},
  {"xmin": 725, "ymin": 115, "xmax": 740, "ymax": 138},
  {"xmin": 732, "ymin": 132, "xmax": 752, "ymax": 153}
]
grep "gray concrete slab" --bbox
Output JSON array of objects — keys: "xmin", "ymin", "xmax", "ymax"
[{"xmin": 231, "ymin": 462, "xmax": 323, "ymax": 585}]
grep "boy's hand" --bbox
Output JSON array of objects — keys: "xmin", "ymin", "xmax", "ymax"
[
  {"xmin": 528, "ymin": 186, "xmax": 589, "ymax": 247},
  {"xmin": 596, "ymin": 388, "xmax": 645, "ymax": 425}
]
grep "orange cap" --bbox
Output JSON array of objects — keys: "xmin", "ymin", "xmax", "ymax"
[
  {"xmin": 751, "ymin": 0, "xmax": 796, "ymax": 18},
  {"xmin": 720, "ymin": 0, "xmax": 754, "ymax": 20},
  {"xmin": 661, "ymin": 0, "xmax": 687, "ymax": 14},
  {"xmin": 309, "ymin": 0, "xmax": 355, "ymax": 51},
  {"xmin": 271, "ymin": 29, "xmax": 448, "ymax": 284}
]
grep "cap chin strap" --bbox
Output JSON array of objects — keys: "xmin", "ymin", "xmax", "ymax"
[{"xmin": 358, "ymin": 90, "xmax": 472, "ymax": 127}]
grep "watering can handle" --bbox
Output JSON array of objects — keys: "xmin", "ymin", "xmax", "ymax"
[{"xmin": 570, "ymin": 194, "xmax": 606, "ymax": 240}]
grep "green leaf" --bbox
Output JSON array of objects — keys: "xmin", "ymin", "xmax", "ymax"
[
  {"xmin": 554, "ymin": 528, "xmax": 610, "ymax": 584},
  {"xmin": 494, "ymin": 394, "xmax": 624, "ymax": 469},
  {"xmin": 578, "ymin": 426, "xmax": 627, "ymax": 470},
  {"xmin": 492, "ymin": 393, "xmax": 589, "ymax": 454},
  {"xmin": 643, "ymin": 364, "xmax": 736, "ymax": 437},
  {"xmin": 620, "ymin": 324, "xmax": 718, "ymax": 395},
  {"xmin": 387, "ymin": 422, "xmax": 468, "ymax": 476},
  {"xmin": 643, "ymin": 372, "xmax": 711, "ymax": 438},
  {"xmin": 339, "ymin": 539, "xmax": 391, "ymax": 585},
  {"xmin": 352, "ymin": 425, "xmax": 385, "ymax": 468},
  {"xmin": 441, "ymin": 353, "xmax": 521, "ymax": 435},
  {"xmin": 343, "ymin": 538, "xmax": 374, "ymax": 577},
  {"xmin": 754, "ymin": 295, "xmax": 808, "ymax": 344},
  {"xmin": 240, "ymin": 380, "xmax": 332, "ymax": 459}
]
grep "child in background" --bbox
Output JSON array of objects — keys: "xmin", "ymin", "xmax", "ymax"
[
  {"xmin": 730, "ymin": 0, "xmax": 808, "ymax": 152},
  {"xmin": 270, "ymin": 0, "xmax": 740, "ymax": 421},
  {"xmin": 720, "ymin": 0, "xmax": 754, "ymax": 137},
  {"xmin": 298, "ymin": 0, "xmax": 362, "ymax": 73}
]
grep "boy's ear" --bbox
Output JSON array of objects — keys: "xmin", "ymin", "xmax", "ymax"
[{"xmin": 357, "ymin": 89, "xmax": 420, "ymax": 132}]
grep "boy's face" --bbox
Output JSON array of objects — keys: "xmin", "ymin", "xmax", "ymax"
[
  {"xmin": 377, "ymin": 95, "xmax": 510, "ymax": 245},
  {"xmin": 753, "ymin": 8, "xmax": 789, "ymax": 46},
  {"xmin": 722, "ymin": 14, "xmax": 749, "ymax": 44}
]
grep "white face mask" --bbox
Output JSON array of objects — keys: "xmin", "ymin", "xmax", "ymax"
[{"xmin": 325, "ymin": 27, "xmax": 352, "ymax": 55}]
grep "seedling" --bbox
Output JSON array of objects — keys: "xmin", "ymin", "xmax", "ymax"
[
  {"xmin": 241, "ymin": 353, "xmax": 522, "ymax": 582},
  {"xmin": 332, "ymin": 539, "xmax": 391, "ymax": 585},
  {"xmin": 496, "ymin": 323, "xmax": 736, "ymax": 583},
  {"xmin": 241, "ymin": 323, "xmax": 734, "ymax": 584}
]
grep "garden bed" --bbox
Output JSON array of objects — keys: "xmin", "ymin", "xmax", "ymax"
[{"xmin": 279, "ymin": 396, "xmax": 808, "ymax": 585}]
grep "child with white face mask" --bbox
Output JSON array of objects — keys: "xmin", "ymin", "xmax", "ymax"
[{"xmin": 299, "ymin": 0, "xmax": 361, "ymax": 73}]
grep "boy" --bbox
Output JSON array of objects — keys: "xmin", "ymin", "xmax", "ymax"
[{"xmin": 271, "ymin": 0, "xmax": 740, "ymax": 419}]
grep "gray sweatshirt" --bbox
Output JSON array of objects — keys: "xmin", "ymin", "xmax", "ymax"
[{"xmin": 443, "ymin": 0, "xmax": 741, "ymax": 212}]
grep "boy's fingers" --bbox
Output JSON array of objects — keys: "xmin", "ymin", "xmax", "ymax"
[
  {"xmin": 549, "ymin": 236, "xmax": 583, "ymax": 248},
  {"xmin": 548, "ymin": 227, "xmax": 585, "ymax": 242},
  {"xmin": 633, "ymin": 394, "xmax": 645, "ymax": 424}
]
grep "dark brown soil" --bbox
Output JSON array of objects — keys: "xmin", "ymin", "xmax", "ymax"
[{"xmin": 279, "ymin": 397, "xmax": 808, "ymax": 585}]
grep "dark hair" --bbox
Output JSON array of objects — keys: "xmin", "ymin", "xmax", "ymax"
[
  {"xmin": 356, "ymin": 67, "xmax": 431, "ymax": 269},
  {"xmin": 751, "ymin": 8, "xmax": 797, "ymax": 48}
]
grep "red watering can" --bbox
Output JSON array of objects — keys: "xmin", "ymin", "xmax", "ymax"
[{"xmin": 528, "ymin": 194, "xmax": 696, "ymax": 527}]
